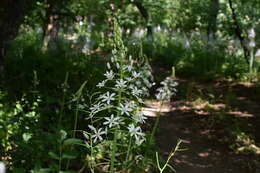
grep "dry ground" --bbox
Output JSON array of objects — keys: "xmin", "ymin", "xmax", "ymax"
[{"xmin": 145, "ymin": 78, "xmax": 260, "ymax": 173}]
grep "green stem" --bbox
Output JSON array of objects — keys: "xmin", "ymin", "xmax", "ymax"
[
  {"xmin": 73, "ymin": 100, "xmax": 80, "ymax": 138},
  {"xmin": 110, "ymin": 49, "xmax": 124, "ymax": 172},
  {"xmin": 161, "ymin": 140, "xmax": 181, "ymax": 171},
  {"xmin": 125, "ymin": 136, "xmax": 132, "ymax": 162},
  {"xmin": 58, "ymin": 72, "xmax": 69, "ymax": 127},
  {"xmin": 66, "ymin": 99, "xmax": 80, "ymax": 169},
  {"xmin": 149, "ymin": 101, "xmax": 163, "ymax": 144},
  {"xmin": 249, "ymin": 50, "xmax": 254, "ymax": 74},
  {"xmin": 110, "ymin": 88, "xmax": 122, "ymax": 172},
  {"xmin": 110, "ymin": 131, "xmax": 117, "ymax": 173},
  {"xmin": 59, "ymin": 140, "xmax": 63, "ymax": 172},
  {"xmin": 157, "ymin": 140, "xmax": 182, "ymax": 173},
  {"xmin": 89, "ymin": 134, "xmax": 95, "ymax": 173}
]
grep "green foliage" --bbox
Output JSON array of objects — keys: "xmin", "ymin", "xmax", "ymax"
[
  {"xmin": 1, "ymin": 0, "xmax": 260, "ymax": 172},
  {"xmin": 140, "ymin": 31, "xmax": 253, "ymax": 80},
  {"xmin": 1, "ymin": 30, "xmax": 105, "ymax": 171}
]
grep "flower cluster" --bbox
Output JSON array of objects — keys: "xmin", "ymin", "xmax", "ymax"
[
  {"xmin": 83, "ymin": 25, "xmax": 154, "ymax": 147},
  {"xmin": 155, "ymin": 77, "xmax": 178, "ymax": 101}
]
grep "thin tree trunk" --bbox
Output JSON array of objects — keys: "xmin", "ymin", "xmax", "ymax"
[
  {"xmin": 207, "ymin": 0, "xmax": 219, "ymax": 40},
  {"xmin": 228, "ymin": 0, "xmax": 249, "ymax": 64},
  {"xmin": 42, "ymin": 15, "xmax": 60, "ymax": 51},
  {"xmin": 0, "ymin": 0, "xmax": 30, "ymax": 80},
  {"xmin": 42, "ymin": 15, "xmax": 54, "ymax": 51},
  {"xmin": 132, "ymin": 1, "xmax": 154, "ymax": 42},
  {"xmin": 42, "ymin": 1, "xmax": 60, "ymax": 52}
]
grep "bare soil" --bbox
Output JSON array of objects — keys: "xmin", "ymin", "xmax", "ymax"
[{"xmin": 147, "ymin": 78, "xmax": 260, "ymax": 173}]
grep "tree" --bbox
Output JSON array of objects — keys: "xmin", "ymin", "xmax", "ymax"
[
  {"xmin": 0, "ymin": 0, "xmax": 33, "ymax": 75},
  {"xmin": 207, "ymin": 0, "xmax": 219, "ymax": 39},
  {"xmin": 228, "ymin": 0, "xmax": 250, "ymax": 64}
]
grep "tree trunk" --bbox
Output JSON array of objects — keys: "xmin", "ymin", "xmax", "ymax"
[
  {"xmin": 228, "ymin": 0, "xmax": 249, "ymax": 64},
  {"xmin": 0, "ymin": 0, "xmax": 29, "ymax": 78},
  {"xmin": 132, "ymin": 1, "xmax": 154, "ymax": 42},
  {"xmin": 207, "ymin": 0, "xmax": 219, "ymax": 40},
  {"xmin": 42, "ymin": 15, "xmax": 60, "ymax": 51},
  {"xmin": 42, "ymin": 1, "xmax": 60, "ymax": 52}
]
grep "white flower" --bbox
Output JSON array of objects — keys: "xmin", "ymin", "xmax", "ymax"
[
  {"xmin": 90, "ymin": 102, "xmax": 103, "ymax": 114},
  {"xmin": 170, "ymin": 81, "xmax": 178, "ymax": 87},
  {"xmin": 255, "ymin": 49, "xmax": 260, "ymax": 58},
  {"xmin": 141, "ymin": 87, "xmax": 148, "ymax": 93},
  {"xmin": 156, "ymin": 78, "xmax": 178, "ymax": 101},
  {"xmin": 131, "ymin": 86, "xmax": 142, "ymax": 96},
  {"xmin": 115, "ymin": 79, "xmax": 127, "ymax": 88},
  {"xmin": 127, "ymin": 102, "xmax": 136, "ymax": 109},
  {"xmin": 124, "ymin": 64, "xmax": 133, "ymax": 72},
  {"xmin": 144, "ymin": 70, "xmax": 152, "ymax": 77},
  {"xmin": 97, "ymin": 80, "xmax": 106, "ymax": 88},
  {"xmin": 133, "ymin": 111, "xmax": 147, "ymax": 124},
  {"xmin": 83, "ymin": 131, "xmax": 89, "ymax": 140},
  {"xmin": 0, "ymin": 162, "xmax": 5, "ymax": 173},
  {"xmin": 129, "ymin": 84, "xmax": 135, "ymax": 89},
  {"xmin": 135, "ymin": 136, "xmax": 146, "ymax": 146},
  {"xmin": 118, "ymin": 102, "xmax": 132, "ymax": 116},
  {"xmin": 132, "ymin": 71, "xmax": 141, "ymax": 78},
  {"xmin": 248, "ymin": 28, "xmax": 256, "ymax": 39},
  {"xmin": 78, "ymin": 104, "xmax": 86, "ymax": 109},
  {"xmin": 137, "ymin": 97, "xmax": 144, "ymax": 104},
  {"xmin": 127, "ymin": 124, "xmax": 144, "ymax": 141},
  {"xmin": 125, "ymin": 77, "xmax": 133, "ymax": 82},
  {"xmin": 103, "ymin": 114, "xmax": 120, "ymax": 128},
  {"xmin": 143, "ymin": 78, "xmax": 152, "ymax": 88},
  {"xmin": 249, "ymin": 40, "xmax": 256, "ymax": 48},
  {"xmin": 129, "ymin": 55, "xmax": 133, "ymax": 61},
  {"xmin": 112, "ymin": 49, "xmax": 117, "ymax": 55},
  {"xmin": 135, "ymin": 80, "xmax": 142, "ymax": 87},
  {"xmin": 111, "ymin": 56, "xmax": 115, "ymax": 62},
  {"xmin": 88, "ymin": 125, "xmax": 106, "ymax": 143},
  {"xmin": 99, "ymin": 92, "xmax": 116, "ymax": 105},
  {"xmin": 104, "ymin": 70, "xmax": 114, "ymax": 80},
  {"xmin": 155, "ymin": 90, "xmax": 168, "ymax": 100}
]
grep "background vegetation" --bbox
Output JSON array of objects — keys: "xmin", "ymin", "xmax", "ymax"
[{"xmin": 0, "ymin": 0, "xmax": 259, "ymax": 172}]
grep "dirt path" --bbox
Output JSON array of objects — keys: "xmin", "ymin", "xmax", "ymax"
[{"xmin": 146, "ymin": 79, "xmax": 260, "ymax": 173}]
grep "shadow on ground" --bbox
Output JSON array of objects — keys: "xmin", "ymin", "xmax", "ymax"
[{"xmin": 146, "ymin": 79, "xmax": 260, "ymax": 173}]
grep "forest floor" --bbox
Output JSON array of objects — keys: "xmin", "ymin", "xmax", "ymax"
[{"xmin": 145, "ymin": 65, "xmax": 260, "ymax": 173}]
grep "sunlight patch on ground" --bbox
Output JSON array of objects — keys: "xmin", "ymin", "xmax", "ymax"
[
  {"xmin": 227, "ymin": 111, "xmax": 254, "ymax": 117},
  {"xmin": 143, "ymin": 100, "xmax": 256, "ymax": 118}
]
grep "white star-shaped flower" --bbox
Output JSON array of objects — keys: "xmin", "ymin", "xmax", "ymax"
[
  {"xmin": 124, "ymin": 64, "xmax": 133, "ymax": 72},
  {"xmin": 97, "ymin": 80, "xmax": 107, "ymax": 88},
  {"xmin": 115, "ymin": 79, "xmax": 127, "ymax": 89},
  {"xmin": 133, "ymin": 111, "xmax": 147, "ymax": 124},
  {"xmin": 103, "ymin": 114, "xmax": 120, "ymax": 128},
  {"xmin": 104, "ymin": 70, "xmax": 114, "ymax": 80},
  {"xmin": 135, "ymin": 136, "xmax": 146, "ymax": 146},
  {"xmin": 131, "ymin": 86, "xmax": 142, "ymax": 96},
  {"xmin": 99, "ymin": 92, "xmax": 116, "ymax": 105},
  {"xmin": 127, "ymin": 124, "xmax": 144, "ymax": 141},
  {"xmin": 132, "ymin": 71, "xmax": 141, "ymax": 78},
  {"xmin": 117, "ymin": 102, "xmax": 132, "ymax": 116},
  {"xmin": 88, "ymin": 125, "xmax": 106, "ymax": 143}
]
